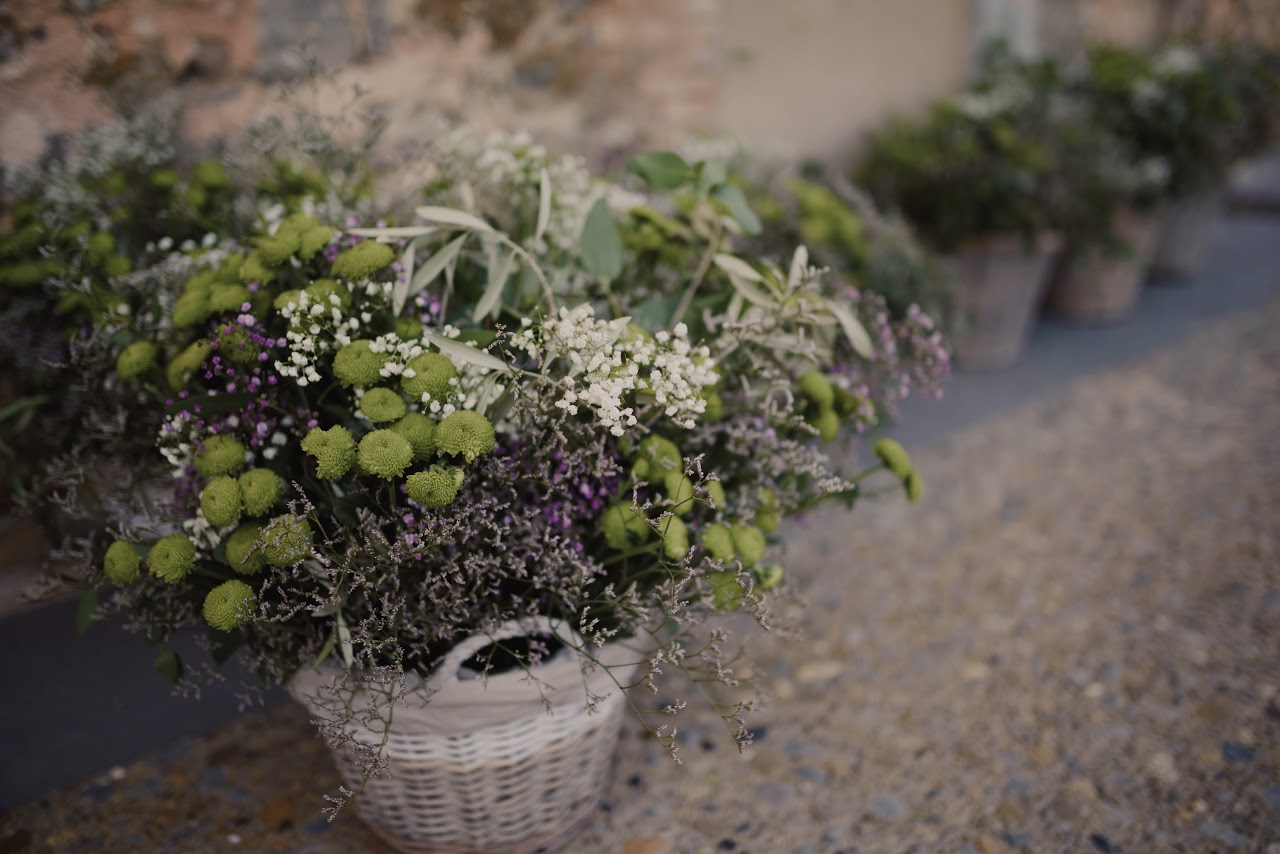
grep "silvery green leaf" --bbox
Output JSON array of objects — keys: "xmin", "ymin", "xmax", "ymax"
[
  {"xmin": 347, "ymin": 226, "xmax": 438, "ymax": 239},
  {"xmin": 580, "ymin": 198, "xmax": 624, "ymax": 282},
  {"xmin": 474, "ymin": 249, "xmax": 515, "ymax": 322},
  {"xmin": 415, "ymin": 205, "xmax": 495, "ymax": 234},
  {"xmin": 534, "ymin": 167, "xmax": 552, "ymax": 244},
  {"xmin": 827, "ymin": 300, "xmax": 875, "ymax": 359},
  {"xmin": 409, "ymin": 234, "xmax": 468, "ymax": 301},
  {"xmin": 392, "ymin": 236, "xmax": 420, "ymax": 316},
  {"xmin": 727, "ymin": 291, "xmax": 744, "ymax": 323},
  {"xmin": 310, "ymin": 631, "xmax": 336, "ymax": 669},
  {"xmin": 422, "ymin": 331, "xmax": 510, "ymax": 372},
  {"xmin": 710, "ymin": 183, "xmax": 762, "ymax": 235},
  {"xmin": 788, "ymin": 245, "xmax": 809, "ymax": 290},
  {"xmin": 336, "ymin": 611, "xmax": 353, "ymax": 667},
  {"xmin": 713, "ymin": 253, "xmax": 763, "ymax": 281},
  {"xmin": 628, "ymin": 151, "xmax": 694, "ymax": 189}
]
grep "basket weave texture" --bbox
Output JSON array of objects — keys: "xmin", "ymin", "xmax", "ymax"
[{"xmin": 288, "ymin": 619, "xmax": 637, "ymax": 854}]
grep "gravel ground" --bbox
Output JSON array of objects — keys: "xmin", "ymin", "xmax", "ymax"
[{"xmin": 2, "ymin": 298, "xmax": 1278, "ymax": 853}]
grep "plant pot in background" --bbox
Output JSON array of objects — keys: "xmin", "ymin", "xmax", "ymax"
[
  {"xmin": 289, "ymin": 620, "xmax": 639, "ymax": 854},
  {"xmin": 943, "ymin": 234, "xmax": 1060, "ymax": 371},
  {"xmin": 1150, "ymin": 185, "xmax": 1226, "ymax": 280},
  {"xmin": 1046, "ymin": 207, "xmax": 1164, "ymax": 325}
]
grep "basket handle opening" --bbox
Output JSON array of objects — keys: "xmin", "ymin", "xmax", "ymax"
[{"xmin": 427, "ymin": 617, "xmax": 580, "ymax": 694}]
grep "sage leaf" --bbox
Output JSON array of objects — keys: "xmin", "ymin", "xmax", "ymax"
[
  {"xmin": 409, "ymin": 234, "xmax": 468, "ymax": 302},
  {"xmin": 422, "ymin": 331, "xmax": 510, "ymax": 372},
  {"xmin": 711, "ymin": 183, "xmax": 762, "ymax": 235},
  {"xmin": 154, "ymin": 649, "xmax": 183, "ymax": 684},
  {"xmin": 712, "ymin": 253, "xmax": 763, "ymax": 281},
  {"xmin": 415, "ymin": 206, "xmax": 494, "ymax": 234},
  {"xmin": 827, "ymin": 300, "xmax": 875, "ymax": 359},
  {"xmin": 336, "ymin": 611, "xmax": 353, "ymax": 668},
  {"xmin": 474, "ymin": 249, "xmax": 515, "ymax": 322},
  {"xmin": 580, "ymin": 198, "xmax": 623, "ymax": 282},
  {"xmin": 627, "ymin": 151, "xmax": 693, "ymax": 189},
  {"xmin": 347, "ymin": 226, "xmax": 438, "ymax": 240},
  {"xmin": 534, "ymin": 168, "xmax": 552, "ymax": 244}
]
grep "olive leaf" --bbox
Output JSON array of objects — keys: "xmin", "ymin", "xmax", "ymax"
[
  {"xmin": 415, "ymin": 206, "xmax": 495, "ymax": 234},
  {"xmin": 422, "ymin": 331, "xmax": 510, "ymax": 373},
  {"xmin": 580, "ymin": 198, "xmax": 623, "ymax": 282}
]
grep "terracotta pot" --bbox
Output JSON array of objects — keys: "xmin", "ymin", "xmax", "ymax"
[
  {"xmin": 1150, "ymin": 186, "xmax": 1225, "ymax": 280},
  {"xmin": 943, "ymin": 234, "xmax": 1060, "ymax": 371},
  {"xmin": 1046, "ymin": 208, "xmax": 1164, "ymax": 325}
]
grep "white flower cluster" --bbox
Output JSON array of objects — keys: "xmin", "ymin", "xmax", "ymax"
[
  {"xmin": 511, "ymin": 304, "xmax": 719, "ymax": 436},
  {"xmin": 1154, "ymin": 45, "xmax": 1202, "ymax": 78},
  {"xmin": 274, "ymin": 278, "xmax": 393, "ymax": 386},
  {"xmin": 953, "ymin": 81, "xmax": 1032, "ymax": 122}
]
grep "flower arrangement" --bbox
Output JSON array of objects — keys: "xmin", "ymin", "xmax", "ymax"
[{"xmin": 60, "ymin": 132, "xmax": 946, "ymax": 813}]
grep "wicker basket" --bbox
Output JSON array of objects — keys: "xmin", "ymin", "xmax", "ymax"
[
  {"xmin": 288, "ymin": 619, "xmax": 638, "ymax": 854},
  {"xmin": 1045, "ymin": 207, "xmax": 1164, "ymax": 325}
]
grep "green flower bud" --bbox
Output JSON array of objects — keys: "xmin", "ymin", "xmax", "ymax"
[
  {"xmin": 209, "ymin": 283, "xmax": 251, "ymax": 314},
  {"xmin": 359, "ymin": 387, "xmax": 407, "ymax": 424},
  {"xmin": 194, "ymin": 159, "xmax": 230, "ymax": 189},
  {"xmin": 298, "ymin": 225, "xmax": 334, "ymax": 261},
  {"xmin": 116, "ymin": 341, "xmax": 157, "ymax": 380},
  {"xmin": 86, "ymin": 231, "xmax": 115, "ymax": 265},
  {"xmin": 395, "ymin": 316, "xmax": 423, "ymax": 339},
  {"xmin": 659, "ymin": 515, "xmax": 689, "ymax": 561},
  {"xmin": 701, "ymin": 523, "xmax": 735, "ymax": 561},
  {"xmin": 301, "ymin": 425, "xmax": 356, "ymax": 479},
  {"xmin": 391, "ymin": 412, "xmax": 437, "ymax": 461},
  {"xmin": 238, "ymin": 468, "xmax": 282, "ymax": 517},
  {"xmin": 663, "ymin": 471, "xmax": 695, "ymax": 516},
  {"xmin": 203, "ymin": 579, "xmax": 255, "ymax": 632},
  {"xmin": 262, "ymin": 514, "xmax": 313, "ymax": 567},
  {"xmin": 103, "ymin": 540, "xmax": 141, "ymax": 585},
  {"xmin": 636, "ymin": 435, "xmax": 682, "ymax": 472},
  {"xmin": 333, "ymin": 339, "xmax": 389, "ymax": 388},
  {"xmin": 103, "ymin": 254, "xmax": 132, "ymax": 278},
  {"xmin": 185, "ymin": 184, "xmax": 208, "ymax": 210},
  {"xmin": 631, "ymin": 459, "xmax": 651, "ymax": 480},
  {"xmin": 150, "ymin": 168, "xmax": 180, "ymax": 190},
  {"xmin": 811, "ymin": 408, "xmax": 840, "ymax": 442},
  {"xmin": 194, "ymin": 435, "xmax": 247, "ymax": 477},
  {"xmin": 304, "ymin": 278, "xmax": 350, "ymax": 310},
  {"xmin": 797, "ymin": 370, "xmax": 834, "ymax": 410},
  {"xmin": 167, "ymin": 340, "xmax": 212, "ymax": 390},
  {"xmin": 706, "ymin": 480, "xmax": 727, "ymax": 509},
  {"xmin": 332, "ymin": 240, "xmax": 395, "ymax": 280},
  {"xmin": 401, "ymin": 352, "xmax": 457, "ymax": 402},
  {"xmin": 873, "ymin": 438, "xmax": 913, "ymax": 479},
  {"xmin": 755, "ymin": 563, "xmax": 784, "ymax": 591},
  {"xmin": 200, "ymin": 475, "xmax": 243, "ymax": 527},
  {"xmin": 357, "ymin": 429, "xmax": 413, "ymax": 479},
  {"xmin": 406, "ymin": 465, "xmax": 465, "ymax": 508},
  {"xmin": 832, "ymin": 385, "xmax": 859, "ymax": 417},
  {"xmin": 904, "ymin": 470, "xmax": 923, "ymax": 503},
  {"xmin": 239, "ymin": 253, "xmax": 275, "ymax": 285},
  {"xmin": 707, "ymin": 570, "xmax": 744, "ymax": 609},
  {"xmin": 435, "ymin": 410, "xmax": 496, "ymax": 463},
  {"xmin": 601, "ymin": 502, "xmax": 650, "ymax": 550},
  {"xmin": 754, "ymin": 510, "xmax": 779, "ymax": 534},
  {"xmin": 147, "ymin": 534, "xmax": 197, "ymax": 583},
  {"xmin": 172, "ymin": 291, "xmax": 211, "ymax": 328},
  {"xmin": 255, "ymin": 232, "xmax": 299, "ymax": 267},
  {"xmin": 703, "ymin": 390, "xmax": 724, "ymax": 422},
  {"xmin": 225, "ymin": 523, "xmax": 267, "ymax": 574},
  {"xmin": 730, "ymin": 525, "xmax": 766, "ymax": 566}
]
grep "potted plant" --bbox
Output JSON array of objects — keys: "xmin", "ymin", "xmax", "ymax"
[
  {"xmin": 857, "ymin": 60, "xmax": 1058, "ymax": 370},
  {"xmin": 59, "ymin": 135, "xmax": 945, "ymax": 852}
]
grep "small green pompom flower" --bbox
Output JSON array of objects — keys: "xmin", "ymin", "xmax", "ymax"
[
  {"xmin": 904, "ymin": 470, "xmax": 923, "ymax": 503},
  {"xmin": 832, "ymin": 385, "xmax": 860, "ymax": 417},
  {"xmin": 359, "ymin": 387, "xmax": 407, "ymax": 424},
  {"xmin": 203, "ymin": 579, "xmax": 255, "ymax": 632},
  {"xmin": 255, "ymin": 232, "xmax": 299, "ymax": 267},
  {"xmin": 278, "ymin": 212, "xmax": 322, "ymax": 235},
  {"xmin": 216, "ymin": 323, "xmax": 260, "ymax": 365},
  {"xmin": 357, "ymin": 429, "xmax": 414, "ymax": 479},
  {"xmin": 663, "ymin": 471, "xmax": 695, "ymax": 516},
  {"xmin": 401, "ymin": 352, "xmax": 457, "ymax": 402},
  {"xmin": 301, "ymin": 425, "xmax": 356, "ymax": 479},
  {"xmin": 194, "ymin": 159, "xmax": 230, "ymax": 189},
  {"xmin": 209, "ymin": 283, "xmax": 250, "ymax": 313},
  {"xmin": 333, "ymin": 340, "xmax": 389, "ymax": 388},
  {"xmin": 103, "ymin": 255, "xmax": 131, "ymax": 278},
  {"xmin": 172, "ymin": 291, "xmax": 211, "ymax": 328},
  {"xmin": 730, "ymin": 525, "xmax": 767, "ymax": 566},
  {"xmin": 797, "ymin": 369, "xmax": 834, "ymax": 410},
  {"xmin": 224, "ymin": 523, "xmax": 266, "ymax": 574},
  {"xmin": 238, "ymin": 468, "xmax": 282, "ymax": 517},
  {"xmin": 86, "ymin": 231, "xmax": 115, "ymax": 265},
  {"xmin": 706, "ymin": 480, "xmax": 727, "ymax": 509},
  {"xmin": 754, "ymin": 488, "xmax": 780, "ymax": 533},
  {"xmin": 391, "ymin": 412, "xmax": 437, "ymax": 461},
  {"xmin": 183, "ymin": 271, "xmax": 215, "ymax": 297},
  {"xmin": 601, "ymin": 502, "xmax": 650, "ymax": 550},
  {"xmin": 194, "ymin": 435, "xmax": 247, "ymax": 477},
  {"xmin": 273, "ymin": 289, "xmax": 302, "ymax": 312},
  {"xmin": 701, "ymin": 523, "xmax": 735, "ymax": 561},
  {"xmin": 435, "ymin": 410, "xmax": 496, "ymax": 463},
  {"xmin": 395, "ymin": 316, "xmax": 423, "ymax": 339},
  {"xmin": 103, "ymin": 540, "xmax": 141, "ymax": 585},
  {"xmin": 755, "ymin": 563, "xmax": 784, "ymax": 591},
  {"xmin": 200, "ymin": 475, "xmax": 243, "ymax": 527},
  {"xmin": 304, "ymin": 278, "xmax": 350, "ymax": 310},
  {"xmin": 707, "ymin": 571, "xmax": 744, "ymax": 609},
  {"xmin": 116, "ymin": 341, "xmax": 157, "ymax": 380},
  {"xmin": 239, "ymin": 254, "xmax": 275, "ymax": 285},
  {"xmin": 332, "ymin": 240, "xmax": 395, "ymax": 279},
  {"xmin": 167, "ymin": 340, "xmax": 212, "ymax": 391},
  {"xmin": 262, "ymin": 514, "xmax": 313, "ymax": 567},
  {"xmin": 406, "ymin": 466, "xmax": 465, "ymax": 508},
  {"xmin": 659, "ymin": 515, "xmax": 689, "ymax": 561},
  {"xmin": 298, "ymin": 225, "xmax": 334, "ymax": 261},
  {"xmin": 150, "ymin": 168, "xmax": 180, "ymax": 190},
  {"xmin": 147, "ymin": 534, "xmax": 197, "ymax": 583},
  {"xmin": 873, "ymin": 438, "xmax": 913, "ymax": 479},
  {"xmin": 810, "ymin": 408, "xmax": 840, "ymax": 442}
]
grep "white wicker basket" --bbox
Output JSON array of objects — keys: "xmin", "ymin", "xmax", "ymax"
[{"xmin": 288, "ymin": 619, "xmax": 637, "ymax": 854}]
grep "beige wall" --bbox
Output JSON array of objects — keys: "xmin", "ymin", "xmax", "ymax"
[{"xmin": 713, "ymin": 0, "xmax": 976, "ymax": 162}]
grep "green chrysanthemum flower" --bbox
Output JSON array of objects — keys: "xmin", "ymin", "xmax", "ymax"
[
  {"xmin": 659, "ymin": 515, "xmax": 689, "ymax": 560},
  {"xmin": 304, "ymin": 278, "xmax": 350, "ymax": 310},
  {"xmin": 103, "ymin": 540, "xmax": 141, "ymax": 585},
  {"xmin": 707, "ymin": 570, "xmax": 744, "ymax": 609},
  {"xmin": 872, "ymin": 438, "xmax": 913, "ymax": 479},
  {"xmin": 216, "ymin": 323, "xmax": 259, "ymax": 365},
  {"xmin": 333, "ymin": 340, "xmax": 389, "ymax": 388},
  {"xmin": 601, "ymin": 502, "xmax": 650, "ymax": 550},
  {"xmin": 200, "ymin": 475, "xmax": 243, "ymax": 528},
  {"xmin": 631, "ymin": 435, "xmax": 682, "ymax": 480},
  {"xmin": 183, "ymin": 271, "xmax": 216, "ymax": 297},
  {"xmin": 706, "ymin": 480, "xmax": 727, "ymax": 509},
  {"xmin": 301, "ymin": 425, "xmax": 356, "ymax": 479},
  {"xmin": 357, "ymin": 429, "xmax": 413, "ymax": 479},
  {"xmin": 194, "ymin": 435, "xmax": 246, "ymax": 477},
  {"xmin": 832, "ymin": 385, "xmax": 860, "ymax": 417},
  {"xmin": 224, "ymin": 523, "xmax": 266, "ymax": 575},
  {"xmin": 116, "ymin": 341, "xmax": 157, "ymax": 380},
  {"xmin": 395, "ymin": 316, "xmax": 423, "ymax": 339},
  {"xmin": 209, "ymin": 283, "xmax": 251, "ymax": 314},
  {"xmin": 298, "ymin": 226, "xmax": 334, "ymax": 261},
  {"xmin": 701, "ymin": 523, "xmax": 735, "ymax": 561},
  {"xmin": 150, "ymin": 168, "xmax": 180, "ymax": 190},
  {"xmin": 147, "ymin": 534, "xmax": 197, "ymax": 583},
  {"xmin": 332, "ymin": 240, "xmax": 395, "ymax": 280},
  {"xmin": 663, "ymin": 471, "xmax": 695, "ymax": 516},
  {"xmin": 755, "ymin": 564, "xmax": 784, "ymax": 591},
  {"xmin": 435, "ymin": 411, "xmax": 496, "ymax": 463},
  {"xmin": 406, "ymin": 466, "xmax": 465, "ymax": 508},
  {"xmin": 261, "ymin": 514, "xmax": 313, "ymax": 567},
  {"xmin": 103, "ymin": 254, "xmax": 131, "ymax": 278},
  {"xmin": 730, "ymin": 525, "xmax": 767, "ymax": 566},
  {"xmin": 278, "ymin": 212, "xmax": 322, "ymax": 235},
  {"xmin": 797, "ymin": 369, "xmax": 834, "ymax": 410},
  {"xmin": 203, "ymin": 579, "xmax": 255, "ymax": 632},
  {"xmin": 755, "ymin": 488, "xmax": 780, "ymax": 533},
  {"xmin": 239, "ymin": 253, "xmax": 275, "ymax": 285},
  {"xmin": 401, "ymin": 352, "xmax": 457, "ymax": 402},
  {"xmin": 359, "ymin": 387, "xmax": 407, "ymax": 424},
  {"xmin": 391, "ymin": 412, "xmax": 437, "ymax": 461},
  {"xmin": 273, "ymin": 289, "xmax": 303, "ymax": 312},
  {"xmin": 255, "ymin": 232, "xmax": 299, "ymax": 267},
  {"xmin": 238, "ymin": 468, "xmax": 281, "ymax": 517},
  {"xmin": 194, "ymin": 159, "xmax": 230, "ymax": 189},
  {"xmin": 216, "ymin": 254, "xmax": 245, "ymax": 282},
  {"xmin": 86, "ymin": 231, "xmax": 115, "ymax": 265},
  {"xmin": 904, "ymin": 470, "xmax": 923, "ymax": 503},
  {"xmin": 810, "ymin": 408, "xmax": 840, "ymax": 442},
  {"xmin": 172, "ymin": 291, "xmax": 211, "ymax": 328},
  {"xmin": 167, "ymin": 340, "xmax": 212, "ymax": 391}
]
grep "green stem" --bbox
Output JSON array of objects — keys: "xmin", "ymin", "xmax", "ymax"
[{"xmin": 671, "ymin": 218, "xmax": 724, "ymax": 327}]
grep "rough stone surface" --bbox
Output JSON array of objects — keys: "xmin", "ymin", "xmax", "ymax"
[{"xmin": 4, "ymin": 293, "xmax": 1279, "ymax": 851}]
